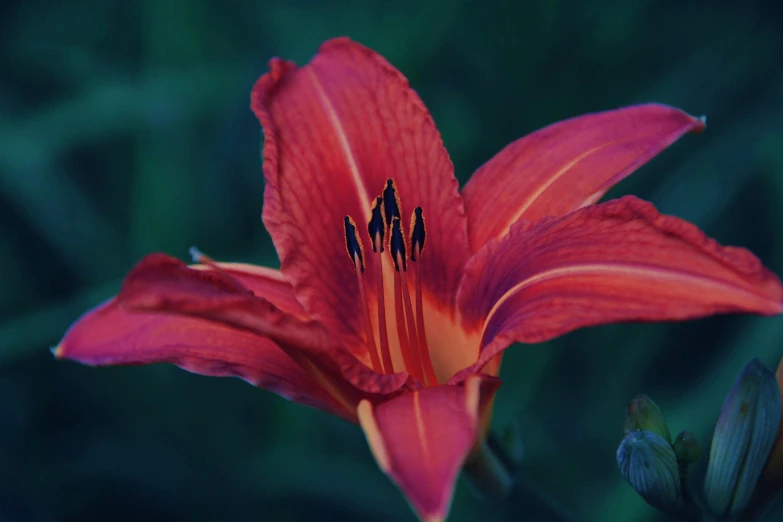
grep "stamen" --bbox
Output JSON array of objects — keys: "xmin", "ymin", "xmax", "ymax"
[
  {"xmin": 389, "ymin": 216, "xmax": 407, "ymax": 273},
  {"xmin": 389, "ymin": 216, "xmax": 423, "ymax": 379},
  {"xmin": 410, "ymin": 208, "xmax": 438, "ymax": 385},
  {"xmin": 393, "ymin": 266, "xmax": 419, "ymax": 379},
  {"xmin": 392, "ymin": 216, "xmax": 435, "ymax": 384},
  {"xmin": 382, "ymin": 179, "xmax": 402, "ymax": 226},
  {"xmin": 368, "ymin": 197, "xmax": 385, "ymax": 253},
  {"xmin": 341, "ymin": 180, "xmax": 439, "ymax": 384},
  {"xmin": 369, "ymin": 197, "xmax": 393, "ymax": 373},
  {"xmin": 343, "ymin": 216, "xmax": 365, "ymax": 273},
  {"xmin": 344, "ymin": 216, "xmax": 383, "ymax": 373},
  {"xmin": 410, "ymin": 207, "xmax": 426, "ymax": 261},
  {"xmin": 399, "ymin": 267, "xmax": 430, "ymax": 383}
]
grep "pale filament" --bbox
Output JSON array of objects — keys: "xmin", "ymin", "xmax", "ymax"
[
  {"xmin": 413, "ymin": 244, "xmax": 437, "ymax": 385},
  {"xmin": 354, "ymin": 252, "xmax": 383, "ymax": 373},
  {"xmin": 374, "ymin": 235, "xmax": 394, "ymax": 373}
]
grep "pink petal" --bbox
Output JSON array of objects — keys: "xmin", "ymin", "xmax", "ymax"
[
  {"xmin": 56, "ymin": 297, "xmax": 352, "ymax": 419},
  {"xmin": 119, "ymin": 254, "xmax": 411, "ymax": 399},
  {"xmin": 453, "ymin": 196, "xmax": 782, "ymax": 381},
  {"xmin": 461, "ymin": 104, "xmax": 705, "ymax": 251},
  {"xmin": 357, "ymin": 376, "xmax": 501, "ymax": 522},
  {"xmin": 192, "ymin": 262, "xmax": 306, "ymax": 317},
  {"xmin": 251, "ymin": 37, "xmax": 470, "ymax": 361}
]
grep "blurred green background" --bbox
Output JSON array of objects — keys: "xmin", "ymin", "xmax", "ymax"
[{"xmin": 2, "ymin": 0, "xmax": 783, "ymax": 521}]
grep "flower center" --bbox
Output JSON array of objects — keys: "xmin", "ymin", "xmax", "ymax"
[{"xmin": 343, "ymin": 179, "xmax": 439, "ymax": 386}]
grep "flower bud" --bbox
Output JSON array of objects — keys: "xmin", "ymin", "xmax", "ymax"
[
  {"xmin": 617, "ymin": 430, "xmax": 682, "ymax": 513},
  {"xmin": 703, "ymin": 358, "xmax": 782, "ymax": 517},
  {"xmin": 762, "ymin": 356, "xmax": 783, "ymax": 483},
  {"xmin": 625, "ymin": 394, "xmax": 671, "ymax": 443},
  {"xmin": 673, "ymin": 431, "xmax": 701, "ymax": 466}
]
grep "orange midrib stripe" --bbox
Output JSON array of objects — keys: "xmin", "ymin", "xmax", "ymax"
[
  {"xmin": 480, "ymin": 263, "xmax": 778, "ymax": 341},
  {"xmin": 306, "ymin": 68, "xmax": 372, "ymax": 224},
  {"xmin": 413, "ymin": 392, "xmax": 433, "ymax": 481},
  {"xmin": 496, "ymin": 141, "xmax": 615, "ymax": 236},
  {"xmin": 295, "ymin": 354, "xmax": 356, "ymax": 419}
]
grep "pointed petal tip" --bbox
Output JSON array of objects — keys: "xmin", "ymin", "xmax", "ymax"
[
  {"xmin": 463, "ymin": 102, "xmax": 710, "ymax": 249},
  {"xmin": 357, "ymin": 382, "xmax": 501, "ymax": 522},
  {"xmin": 50, "ymin": 344, "xmax": 64, "ymax": 359},
  {"xmin": 638, "ymin": 103, "xmax": 705, "ymax": 130},
  {"xmin": 188, "ymin": 246, "xmax": 203, "ymax": 263},
  {"xmin": 646, "ymin": 103, "xmax": 706, "ymax": 133}
]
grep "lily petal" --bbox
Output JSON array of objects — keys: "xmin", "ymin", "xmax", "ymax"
[
  {"xmin": 251, "ymin": 37, "xmax": 470, "ymax": 357},
  {"xmin": 357, "ymin": 376, "xmax": 501, "ymax": 522},
  {"xmin": 454, "ymin": 196, "xmax": 783, "ymax": 380},
  {"xmin": 119, "ymin": 254, "xmax": 410, "ymax": 400},
  {"xmin": 55, "ymin": 298, "xmax": 351, "ymax": 419},
  {"xmin": 192, "ymin": 262, "xmax": 306, "ymax": 317},
  {"xmin": 461, "ymin": 104, "xmax": 705, "ymax": 250}
]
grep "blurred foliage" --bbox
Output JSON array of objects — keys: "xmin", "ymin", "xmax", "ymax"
[{"xmin": 1, "ymin": 0, "xmax": 783, "ymax": 521}]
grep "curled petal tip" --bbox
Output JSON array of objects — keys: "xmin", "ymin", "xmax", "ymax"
[{"xmin": 358, "ymin": 383, "xmax": 499, "ymax": 522}]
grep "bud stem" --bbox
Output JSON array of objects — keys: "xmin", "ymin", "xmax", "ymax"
[
  {"xmin": 463, "ymin": 440, "xmax": 513, "ymax": 503},
  {"xmin": 736, "ymin": 482, "xmax": 782, "ymax": 522},
  {"xmin": 463, "ymin": 438, "xmax": 579, "ymax": 522}
]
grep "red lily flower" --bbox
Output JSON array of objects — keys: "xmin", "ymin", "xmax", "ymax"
[{"xmin": 56, "ymin": 38, "xmax": 783, "ymax": 522}]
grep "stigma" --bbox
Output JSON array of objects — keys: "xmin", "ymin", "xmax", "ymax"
[{"xmin": 343, "ymin": 179, "xmax": 438, "ymax": 386}]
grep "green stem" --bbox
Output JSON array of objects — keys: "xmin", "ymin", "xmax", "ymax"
[
  {"xmin": 463, "ymin": 441, "xmax": 579, "ymax": 522},
  {"xmin": 463, "ymin": 441, "xmax": 513, "ymax": 503},
  {"xmin": 676, "ymin": 466, "xmax": 705, "ymax": 522}
]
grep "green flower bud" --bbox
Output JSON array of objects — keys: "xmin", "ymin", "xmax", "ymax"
[
  {"xmin": 617, "ymin": 430, "xmax": 682, "ymax": 513},
  {"xmin": 703, "ymin": 358, "xmax": 782, "ymax": 518},
  {"xmin": 762, "ymin": 356, "xmax": 783, "ymax": 482},
  {"xmin": 673, "ymin": 431, "xmax": 701, "ymax": 466},
  {"xmin": 625, "ymin": 394, "xmax": 672, "ymax": 443}
]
